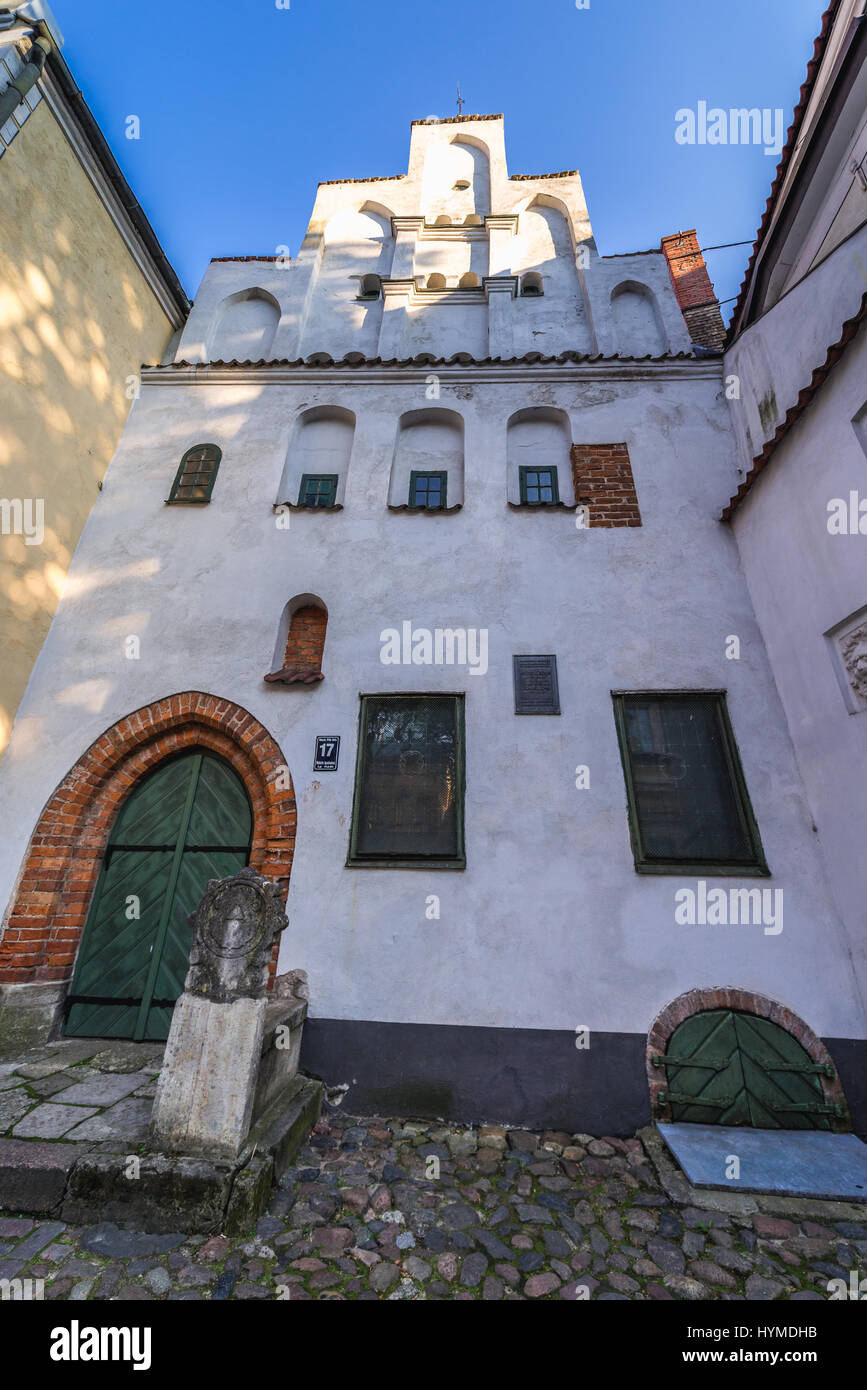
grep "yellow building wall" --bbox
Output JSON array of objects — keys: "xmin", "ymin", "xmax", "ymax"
[{"xmin": 0, "ymin": 98, "xmax": 175, "ymax": 756}]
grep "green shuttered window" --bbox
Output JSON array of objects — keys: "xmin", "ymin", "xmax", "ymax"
[
  {"xmin": 519, "ymin": 466, "xmax": 559, "ymax": 505},
  {"xmin": 613, "ymin": 692, "xmax": 767, "ymax": 875},
  {"xmin": 298, "ymin": 474, "xmax": 338, "ymax": 507},
  {"xmin": 409, "ymin": 471, "xmax": 447, "ymax": 508}
]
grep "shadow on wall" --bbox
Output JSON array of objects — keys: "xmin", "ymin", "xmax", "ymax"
[
  {"xmin": 0, "ymin": 209, "xmax": 170, "ymax": 755},
  {"xmin": 611, "ymin": 280, "xmax": 668, "ymax": 356},
  {"xmin": 207, "ymin": 288, "xmax": 280, "ymax": 361}
]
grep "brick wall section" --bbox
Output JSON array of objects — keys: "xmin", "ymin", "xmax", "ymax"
[
  {"xmin": 284, "ymin": 605, "xmax": 327, "ymax": 674},
  {"xmin": 660, "ymin": 229, "xmax": 726, "ymax": 351},
  {"xmin": 647, "ymin": 987, "xmax": 850, "ymax": 1130},
  {"xmin": 570, "ymin": 443, "xmax": 642, "ymax": 527},
  {"xmin": 0, "ymin": 693, "xmax": 296, "ymax": 987}
]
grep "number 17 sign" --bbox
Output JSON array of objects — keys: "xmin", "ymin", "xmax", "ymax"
[{"xmin": 314, "ymin": 736, "xmax": 340, "ymax": 771}]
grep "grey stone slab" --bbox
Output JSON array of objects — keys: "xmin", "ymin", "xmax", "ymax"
[
  {"xmin": 88, "ymin": 1043, "xmax": 165, "ymax": 1074},
  {"xmin": 658, "ymin": 1123, "xmax": 867, "ymax": 1201},
  {"xmin": 12, "ymin": 1103, "xmax": 99, "ymax": 1139},
  {"xmin": 12, "ymin": 1061, "xmax": 71, "ymax": 1080},
  {"xmin": 28, "ymin": 1074, "xmax": 84, "ymax": 1098},
  {"xmin": 0, "ymin": 1090, "xmax": 36, "ymax": 1131},
  {"xmin": 65, "ymin": 1097, "xmax": 152, "ymax": 1142},
  {"xmin": 0, "ymin": 1138, "xmax": 88, "ymax": 1216},
  {"xmin": 11, "ymin": 1220, "xmax": 66, "ymax": 1260},
  {"xmin": 55, "ymin": 1072, "xmax": 146, "ymax": 1107}
]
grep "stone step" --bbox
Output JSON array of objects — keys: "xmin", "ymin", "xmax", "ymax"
[{"xmin": 246, "ymin": 1074, "xmax": 324, "ymax": 1180}]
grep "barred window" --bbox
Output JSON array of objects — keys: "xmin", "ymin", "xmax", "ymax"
[
  {"xmin": 348, "ymin": 695, "xmax": 465, "ymax": 867},
  {"xmin": 613, "ymin": 693, "xmax": 767, "ymax": 874}
]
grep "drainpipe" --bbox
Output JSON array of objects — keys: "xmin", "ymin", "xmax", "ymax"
[{"xmin": 0, "ymin": 32, "xmax": 50, "ymax": 125}]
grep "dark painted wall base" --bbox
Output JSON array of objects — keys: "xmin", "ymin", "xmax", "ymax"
[
  {"xmin": 301, "ymin": 1018, "xmax": 651, "ymax": 1136},
  {"xmin": 301, "ymin": 1019, "xmax": 867, "ymax": 1138},
  {"xmin": 824, "ymin": 1039, "xmax": 867, "ymax": 1140}
]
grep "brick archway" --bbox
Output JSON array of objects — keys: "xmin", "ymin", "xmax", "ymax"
[
  {"xmin": 0, "ymin": 693, "xmax": 296, "ymax": 991},
  {"xmin": 647, "ymin": 987, "xmax": 850, "ymax": 1129}
]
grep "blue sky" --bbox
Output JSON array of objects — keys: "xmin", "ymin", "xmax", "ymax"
[{"xmin": 49, "ymin": 0, "xmax": 825, "ymax": 321}]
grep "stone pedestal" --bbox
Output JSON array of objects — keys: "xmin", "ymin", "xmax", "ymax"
[{"xmin": 150, "ymin": 868, "xmax": 288, "ymax": 1160}]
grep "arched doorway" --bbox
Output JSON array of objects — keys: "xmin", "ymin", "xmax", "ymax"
[
  {"xmin": 64, "ymin": 751, "xmax": 252, "ymax": 1042},
  {"xmin": 652, "ymin": 1006, "xmax": 845, "ymax": 1130}
]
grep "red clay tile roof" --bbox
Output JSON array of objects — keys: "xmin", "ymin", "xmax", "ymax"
[
  {"xmin": 726, "ymin": 3, "xmax": 841, "ymax": 343},
  {"xmin": 721, "ymin": 286, "xmax": 867, "ymax": 519},
  {"xmin": 263, "ymin": 669, "xmax": 324, "ymax": 685},
  {"xmin": 153, "ymin": 349, "xmax": 707, "ymax": 370}
]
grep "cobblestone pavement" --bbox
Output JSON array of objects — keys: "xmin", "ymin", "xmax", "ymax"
[{"xmin": 2, "ymin": 1106, "xmax": 866, "ymax": 1300}]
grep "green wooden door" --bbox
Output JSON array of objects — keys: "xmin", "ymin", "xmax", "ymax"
[
  {"xmin": 656, "ymin": 1010, "xmax": 840, "ymax": 1130},
  {"xmin": 64, "ymin": 752, "xmax": 252, "ymax": 1042}
]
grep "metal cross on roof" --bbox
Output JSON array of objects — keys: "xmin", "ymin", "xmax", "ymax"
[{"xmin": 456, "ymin": 82, "xmax": 464, "ymax": 115}]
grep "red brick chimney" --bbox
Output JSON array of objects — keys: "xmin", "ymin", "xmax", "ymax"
[{"xmin": 660, "ymin": 230, "xmax": 726, "ymax": 351}]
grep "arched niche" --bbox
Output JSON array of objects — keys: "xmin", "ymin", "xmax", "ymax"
[
  {"xmin": 388, "ymin": 409, "xmax": 465, "ymax": 509},
  {"xmin": 277, "ymin": 406, "xmax": 355, "ymax": 507},
  {"xmin": 306, "ymin": 206, "xmax": 394, "ymax": 357},
  {"xmin": 506, "ymin": 407, "xmax": 573, "ymax": 505},
  {"xmin": 266, "ymin": 594, "xmax": 328, "ymax": 686},
  {"xmin": 611, "ymin": 280, "xmax": 668, "ymax": 356},
  {"xmin": 511, "ymin": 198, "xmax": 591, "ymax": 355},
  {"xmin": 207, "ymin": 288, "xmax": 280, "ymax": 362},
  {"xmin": 422, "ymin": 135, "xmax": 491, "ymax": 222}
]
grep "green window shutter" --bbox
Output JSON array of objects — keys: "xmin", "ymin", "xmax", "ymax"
[
  {"xmin": 167, "ymin": 444, "xmax": 222, "ymax": 503},
  {"xmin": 65, "ymin": 751, "xmax": 252, "ymax": 1042},
  {"xmin": 613, "ymin": 692, "xmax": 767, "ymax": 874},
  {"xmin": 657, "ymin": 1010, "xmax": 838, "ymax": 1129},
  {"xmin": 409, "ymin": 471, "xmax": 447, "ymax": 508},
  {"xmin": 519, "ymin": 466, "xmax": 559, "ymax": 505},
  {"xmin": 298, "ymin": 474, "xmax": 338, "ymax": 507},
  {"xmin": 348, "ymin": 695, "xmax": 465, "ymax": 868}
]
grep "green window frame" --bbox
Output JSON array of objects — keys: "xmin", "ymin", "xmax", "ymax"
[
  {"xmin": 519, "ymin": 465, "xmax": 559, "ymax": 505},
  {"xmin": 348, "ymin": 694, "xmax": 466, "ymax": 868},
  {"xmin": 409, "ymin": 470, "xmax": 447, "ymax": 509},
  {"xmin": 613, "ymin": 691, "xmax": 768, "ymax": 875},
  {"xmin": 167, "ymin": 444, "xmax": 222, "ymax": 503},
  {"xmin": 298, "ymin": 474, "xmax": 338, "ymax": 508}
]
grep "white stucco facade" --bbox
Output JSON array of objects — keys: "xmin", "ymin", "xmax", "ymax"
[{"xmin": 1, "ymin": 113, "xmax": 864, "ymax": 1129}]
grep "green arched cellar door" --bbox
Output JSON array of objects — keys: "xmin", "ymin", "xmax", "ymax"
[
  {"xmin": 64, "ymin": 752, "xmax": 252, "ymax": 1042},
  {"xmin": 655, "ymin": 1010, "xmax": 841, "ymax": 1130}
]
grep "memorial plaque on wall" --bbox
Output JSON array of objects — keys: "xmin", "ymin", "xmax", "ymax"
[
  {"xmin": 513, "ymin": 655, "xmax": 560, "ymax": 715},
  {"xmin": 314, "ymin": 735, "xmax": 340, "ymax": 770}
]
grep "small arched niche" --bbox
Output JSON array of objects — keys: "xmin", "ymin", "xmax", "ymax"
[
  {"xmin": 427, "ymin": 272, "xmax": 447, "ymax": 290},
  {"xmin": 208, "ymin": 288, "xmax": 280, "ymax": 361},
  {"xmin": 277, "ymin": 406, "xmax": 355, "ymax": 508},
  {"xmin": 459, "ymin": 272, "xmax": 480, "ymax": 289},
  {"xmin": 388, "ymin": 409, "xmax": 465, "ymax": 509},
  {"xmin": 265, "ymin": 594, "xmax": 328, "ymax": 686},
  {"xmin": 507, "ymin": 407, "xmax": 572, "ymax": 506},
  {"xmin": 358, "ymin": 273, "xmax": 382, "ymax": 300},
  {"xmin": 521, "ymin": 271, "xmax": 543, "ymax": 297},
  {"xmin": 611, "ymin": 280, "xmax": 668, "ymax": 356}
]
